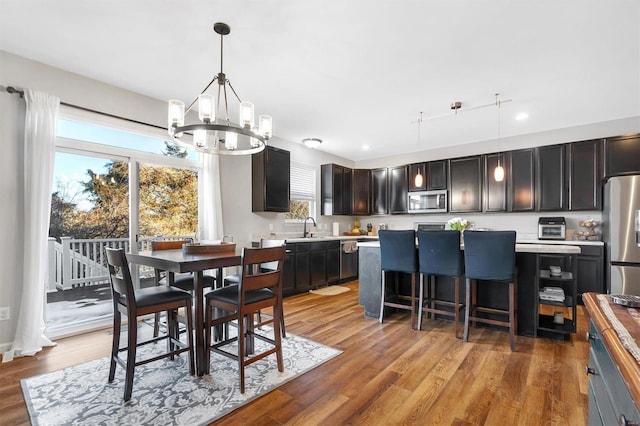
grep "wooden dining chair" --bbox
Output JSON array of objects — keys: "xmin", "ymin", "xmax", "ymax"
[
  {"xmin": 105, "ymin": 247, "xmax": 195, "ymax": 401},
  {"xmin": 204, "ymin": 245, "xmax": 286, "ymax": 393}
]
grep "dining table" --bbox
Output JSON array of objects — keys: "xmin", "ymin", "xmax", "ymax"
[{"xmin": 127, "ymin": 248, "xmax": 242, "ymax": 376}]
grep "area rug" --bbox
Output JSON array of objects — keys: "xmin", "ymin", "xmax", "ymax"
[
  {"xmin": 309, "ymin": 285, "xmax": 351, "ymax": 296},
  {"xmin": 21, "ymin": 330, "xmax": 341, "ymax": 425}
]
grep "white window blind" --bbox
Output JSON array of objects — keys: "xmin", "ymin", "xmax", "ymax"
[{"xmin": 290, "ymin": 162, "xmax": 316, "ymax": 201}]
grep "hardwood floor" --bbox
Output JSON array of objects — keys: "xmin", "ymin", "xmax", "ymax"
[{"xmin": 0, "ymin": 280, "xmax": 589, "ymax": 425}]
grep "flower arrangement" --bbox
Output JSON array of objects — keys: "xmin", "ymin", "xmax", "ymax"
[{"xmin": 447, "ymin": 217, "xmax": 469, "ymax": 231}]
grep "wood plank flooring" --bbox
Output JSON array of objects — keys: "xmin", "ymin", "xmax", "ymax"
[{"xmin": 0, "ymin": 280, "xmax": 589, "ymax": 425}]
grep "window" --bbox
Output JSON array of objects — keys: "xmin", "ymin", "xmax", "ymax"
[
  {"xmin": 47, "ymin": 110, "xmax": 202, "ymax": 337},
  {"xmin": 286, "ymin": 162, "xmax": 316, "ymax": 221}
]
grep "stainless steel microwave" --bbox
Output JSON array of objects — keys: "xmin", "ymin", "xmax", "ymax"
[{"xmin": 408, "ymin": 190, "xmax": 448, "ymax": 213}]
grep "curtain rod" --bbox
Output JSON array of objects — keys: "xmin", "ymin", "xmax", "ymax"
[{"xmin": 5, "ymin": 85, "xmax": 168, "ymax": 132}]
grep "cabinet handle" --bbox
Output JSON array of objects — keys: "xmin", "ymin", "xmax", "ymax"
[
  {"xmin": 585, "ymin": 366, "xmax": 596, "ymax": 376},
  {"xmin": 586, "ymin": 331, "xmax": 596, "ymax": 341},
  {"xmin": 619, "ymin": 414, "xmax": 639, "ymax": 426}
]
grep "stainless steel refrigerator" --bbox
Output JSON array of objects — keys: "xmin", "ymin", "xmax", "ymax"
[{"xmin": 603, "ymin": 175, "xmax": 640, "ymax": 295}]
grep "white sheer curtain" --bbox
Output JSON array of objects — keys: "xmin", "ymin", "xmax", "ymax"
[
  {"xmin": 3, "ymin": 90, "xmax": 59, "ymax": 362},
  {"xmin": 198, "ymin": 152, "xmax": 224, "ymax": 241}
]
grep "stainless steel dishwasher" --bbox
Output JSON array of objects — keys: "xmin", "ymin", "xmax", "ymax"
[{"xmin": 340, "ymin": 240, "xmax": 359, "ymax": 280}]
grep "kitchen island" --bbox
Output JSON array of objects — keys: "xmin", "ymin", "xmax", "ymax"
[{"xmin": 358, "ymin": 240, "xmax": 582, "ymax": 337}]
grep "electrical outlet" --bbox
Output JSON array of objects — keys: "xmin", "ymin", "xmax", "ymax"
[{"xmin": 0, "ymin": 307, "xmax": 10, "ymax": 321}]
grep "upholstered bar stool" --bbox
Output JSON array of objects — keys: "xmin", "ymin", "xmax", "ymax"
[
  {"xmin": 417, "ymin": 230, "xmax": 465, "ymax": 337},
  {"xmin": 462, "ymin": 230, "xmax": 518, "ymax": 351},
  {"xmin": 378, "ymin": 230, "xmax": 419, "ymax": 329}
]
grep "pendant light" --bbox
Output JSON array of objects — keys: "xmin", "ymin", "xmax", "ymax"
[
  {"xmin": 494, "ymin": 93, "xmax": 505, "ymax": 182},
  {"xmin": 414, "ymin": 170, "xmax": 424, "ymax": 188}
]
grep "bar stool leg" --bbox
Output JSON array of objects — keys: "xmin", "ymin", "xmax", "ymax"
[
  {"xmin": 410, "ymin": 273, "xmax": 416, "ymax": 330},
  {"xmin": 509, "ymin": 281, "xmax": 516, "ymax": 351},
  {"xmin": 463, "ymin": 278, "xmax": 471, "ymax": 342},
  {"xmin": 379, "ymin": 270, "xmax": 386, "ymax": 323},
  {"xmin": 418, "ymin": 273, "xmax": 424, "ymax": 330},
  {"xmin": 454, "ymin": 276, "xmax": 460, "ymax": 339}
]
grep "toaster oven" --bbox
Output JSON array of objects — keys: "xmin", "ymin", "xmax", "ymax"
[{"xmin": 538, "ymin": 217, "xmax": 566, "ymax": 240}]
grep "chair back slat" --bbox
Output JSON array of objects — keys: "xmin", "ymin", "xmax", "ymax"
[
  {"xmin": 463, "ymin": 231, "xmax": 516, "ymax": 281},
  {"xmin": 379, "ymin": 230, "xmax": 417, "ymax": 273},
  {"xmin": 417, "ymin": 230, "xmax": 463, "ymax": 277},
  {"xmin": 105, "ymin": 247, "xmax": 136, "ymax": 306},
  {"xmin": 240, "ymin": 246, "xmax": 285, "ymax": 293}
]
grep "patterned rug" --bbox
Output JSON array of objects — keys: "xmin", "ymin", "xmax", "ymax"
[{"xmin": 21, "ymin": 330, "xmax": 341, "ymax": 425}]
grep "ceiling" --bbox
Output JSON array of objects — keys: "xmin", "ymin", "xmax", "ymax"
[{"xmin": 1, "ymin": 1, "xmax": 639, "ymax": 161}]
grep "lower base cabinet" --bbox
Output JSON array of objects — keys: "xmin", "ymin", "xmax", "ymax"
[
  {"xmin": 283, "ymin": 239, "xmax": 348, "ymax": 296},
  {"xmin": 587, "ymin": 321, "xmax": 640, "ymax": 425},
  {"xmin": 576, "ymin": 246, "xmax": 604, "ymax": 304}
]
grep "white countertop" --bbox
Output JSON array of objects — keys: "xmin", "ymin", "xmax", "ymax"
[
  {"xmin": 357, "ymin": 240, "xmax": 582, "ymax": 254},
  {"xmin": 517, "ymin": 238, "xmax": 604, "ymax": 246},
  {"xmin": 278, "ymin": 235, "xmax": 378, "ymax": 243}
]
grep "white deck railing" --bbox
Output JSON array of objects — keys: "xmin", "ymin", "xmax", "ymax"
[{"xmin": 47, "ymin": 236, "xmax": 192, "ymax": 291}]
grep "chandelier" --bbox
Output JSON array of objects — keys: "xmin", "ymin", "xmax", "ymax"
[{"xmin": 167, "ymin": 22, "xmax": 272, "ymax": 155}]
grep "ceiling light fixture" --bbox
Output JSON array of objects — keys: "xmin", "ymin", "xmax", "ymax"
[
  {"xmin": 302, "ymin": 138, "xmax": 322, "ymax": 149},
  {"xmin": 422, "ymin": 96, "xmax": 512, "ymax": 121},
  {"xmin": 167, "ymin": 22, "xmax": 272, "ymax": 155},
  {"xmin": 494, "ymin": 93, "xmax": 505, "ymax": 182}
]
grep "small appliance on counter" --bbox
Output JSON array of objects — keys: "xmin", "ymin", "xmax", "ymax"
[{"xmin": 538, "ymin": 217, "xmax": 566, "ymax": 240}]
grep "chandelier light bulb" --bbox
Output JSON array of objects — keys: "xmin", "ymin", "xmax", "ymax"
[
  {"xmin": 225, "ymin": 131, "xmax": 237, "ymax": 150},
  {"xmin": 239, "ymin": 101, "xmax": 255, "ymax": 129},
  {"xmin": 198, "ymin": 94, "xmax": 215, "ymax": 123},
  {"xmin": 194, "ymin": 129, "xmax": 207, "ymax": 148},
  {"xmin": 168, "ymin": 100, "xmax": 185, "ymax": 128},
  {"xmin": 259, "ymin": 115, "xmax": 272, "ymax": 139}
]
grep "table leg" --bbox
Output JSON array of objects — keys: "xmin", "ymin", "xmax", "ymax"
[{"xmin": 194, "ymin": 270, "xmax": 206, "ymax": 376}]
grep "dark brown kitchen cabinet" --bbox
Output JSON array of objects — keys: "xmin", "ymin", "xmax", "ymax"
[
  {"xmin": 310, "ymin": 241, "xmax": 327, "ymax": 288},
  {"xmin": 294, "ymin": 244, "xmax": 311, "ymax": 291},
  {"xmin": 408, "ymin": 163, "xmax": 427, "ymax": 191},
  {"xmin": 569, "ymin": 139, "xmax": 603, "ymax": 211},
  {"xmin": 576, "ymin": 245, "xmax": 604, "ymax": 304},
  {"xmin": 352, "ymin": 169, "xmax": 371, "ymax": 215},
  {"xmin": 388, "ymin": 166, "xmax": 408, "ymax": 214},
  {"xmin": 484, "ymin": 153, "xmax": 507, "ymax": 212},
  {"xmin": 449, "ymin": 156, "xmax": 483, "ymax": 213},
  {"xmin": 507, "ymin": 148, "xmax": 536, "ymax": 212},
  {"xmin": 536, "ymin": 144, "xmax": 568, "ymax": 211},
  {"xmin": 252, "ymin": 146, "xmax": 290, "ymax": 212},
  {"xmin": 371, "ymin": 168, "xmax": 389, "ymax": 215},
  {"xmin": 427, "ymin": 160, "xmax": 448, "ymax": 190},
  {"xmin": 321, "ymin": 164, "xmax": 352, "ymax": 216},
  {"xmin": 604, "ymin": 134, "xmax": 640, "ymax": 177},
  {"xmin": 282, "ymin": 244, "xmax": 296, "ymax": 296},
  {"xmin": 326, "ymin": 241, "xmax": 340, "ymax": 284}
]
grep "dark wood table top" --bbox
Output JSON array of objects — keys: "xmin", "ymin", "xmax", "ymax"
[{"xmin": 127, "ymin": 249, "xmax": 241, "ymax": 273}]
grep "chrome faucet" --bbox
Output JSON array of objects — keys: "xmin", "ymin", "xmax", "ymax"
[{"xmin": 303, "ymin": 216, "xmax": 317, "ymax": 238}]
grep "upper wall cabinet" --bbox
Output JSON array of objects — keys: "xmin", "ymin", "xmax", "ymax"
[
  {"xmin": 484, "ymin": 153, "xmax": 507, "ymax": 212},
  {"xmin": 252, "ymin": 146, "xmax": 290, "ymax": 212},
  {"xmin": 427, "ymin": 160, "xmax": 448, "ymax": 190},
  {"xmin": 371, "ymin": 168, "xmax": 389, "ymax": 215},
  {"xmin": 536, "ymin": 144, "xmax": 568, "ymax": 211},
  {"xmin": 388, "ymin": 166, "xmax": 408, "ymax": 214},
  {"xmin": 321, "ymin": 164, "xmax": 352, "ymax": 216},
  {"xmin": 507, "ymin": 148, "xmax": 536, "ymax": 212},
  {"xmin": 449, "ymin": 156, "xmax": 483, "ymax": 213},
  {"xmin": 408, "ymin": 163, "xmax": 427, "ymax": 192},
  {"xmin": 570, "ymin": 139, "xmax": 603, "ymax": 211},
  {"xmin": 352, "ymin": 169, "xmax": 371, "ymax": 216},
  {"xmin": 604, "ymin": 134, "xmax": 640, "ymax": 177}
]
